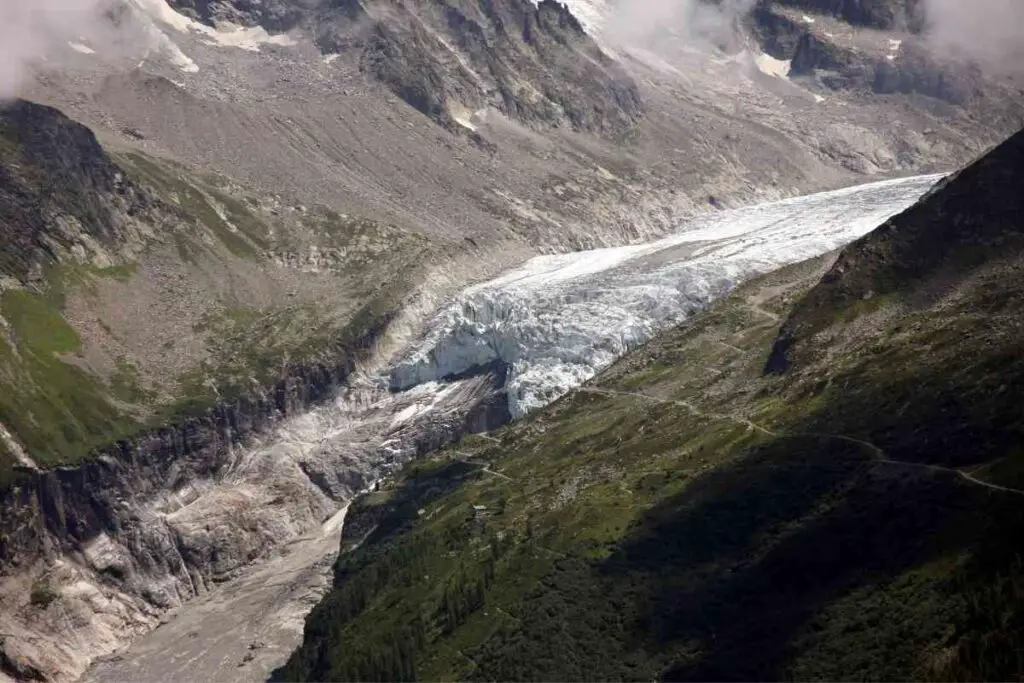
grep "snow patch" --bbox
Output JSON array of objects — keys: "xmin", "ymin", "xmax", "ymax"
[
  {"xmin": 69, "ymin": 42, "xmax": 96, "ymax": 55},
  {"xmin": 560, "ymin": 0, "xmax": 610, "ymax": 34},
  {"xmin": 755, "ymin": 52, "xmax": 791, "ymax": 79},
  {"xmin": 448, "ymin": 103, "xmax": 480, "ymax": 132},
  {"xmin": 320, "ymin": 504, "xmax": 351, "ymax": 536},
  {"xmin": 127, "ymin": 0, "xmax": 296, "ymax": 73},
  {"xmin": 802, "ymin": 14, "xmax": 815, "ymax": 23},
  {"xmin": 323, "ymin": 53, "xmax": 340, "ymax": 64},
  {"xmin": 454, "ymin": 115, "xmax": 477, "ymax": 132},
  {"xmin": 201, "ymin": 24, "xmax": 297, "ymax": 51},
  {"xmin": 132, "ymin": 0, "xmax": 193, "ymax": 32}
]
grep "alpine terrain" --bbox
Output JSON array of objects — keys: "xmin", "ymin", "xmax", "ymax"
[
  {"xmin": 0, "ymin": 0, "xmax": 1020, "ymax": 680},
  {"xmin": 277, "ymin": 126, "xmax": 1024, "ymax": 683}
]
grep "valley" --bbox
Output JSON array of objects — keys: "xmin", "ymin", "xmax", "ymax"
[
  {"xmin": 279, "ymin": 129, "xmax": 1024, "ymax": 682},
  {"xmin": 0, "ymin": 0, "xmax": 1022, "ymax": 680},
  {"xmin": 71, "ymin": 173, "xmax": 939, "ymax": 682}
]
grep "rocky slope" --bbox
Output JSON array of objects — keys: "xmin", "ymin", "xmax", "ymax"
[
  {"xmin": 768, "ymin": 126, "xmax": 1024, "ymax": 374},
  {"xmin": 0, "ymin": 98, "xmax": 458, "ymax": 682},
  {"xmin": 45, "ymin": 170, "xmax": 935, "ymax": 683},
  {"xmin": 21, "ymin": 0, "xmax": 1023, "ymax": 251},
  {"xmin": 0, "ymin": 99, "xmax": 437, "ymax": 481},
  {"xmin": 277, "ymin": 127, "xmax": 1024, "ymax": 682},
  {"xmin": 1, "ymin": 0, "xmax": 1023, "ymax": 679},
  {"xmin": 749, "ymin": 0, "xmax": 1018, "ymax": 109},
  {"xmin": 169, "ymin": 0, "xmax": 645, "ymax": 134}
]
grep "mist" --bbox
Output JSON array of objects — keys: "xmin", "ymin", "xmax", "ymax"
[
  {"xmin": 603, "ymin": 0, "xmax": 755, "ymax": 52},
  {"xmin": 923, "ymin": 0, "xmax": 1024, "ymax": 72},
  {"xmin": 0, "ymin": 0, "xmax": 122, "ymax": 99},
  {"xmin": 602, "ymin": 0, "xmax": 1023, "ymax": 74}
]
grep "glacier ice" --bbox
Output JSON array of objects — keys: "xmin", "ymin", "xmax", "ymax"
[{"xmin": 390, "ymin": 173, "xmax": 946, "ymax": 419}]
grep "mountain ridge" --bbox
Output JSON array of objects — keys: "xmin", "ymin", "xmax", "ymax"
[{"xmin": 767, "ymin": 127, "xmax": 1024, "ymax": 374}]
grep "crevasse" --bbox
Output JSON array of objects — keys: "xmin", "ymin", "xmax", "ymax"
[{"xmin": 390, "ymin": 173, "xmax": 945, "ymax": 419}]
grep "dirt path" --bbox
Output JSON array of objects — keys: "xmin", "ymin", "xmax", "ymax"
[
  {"xmin": 579, "ymin": 387, "xmax": 1024, "ymax": 497},
  {"xmin": 716, "ymin": 340, "xmax": 747, "ymax": 354},
  {"xmin": 452, "ymin": 450, "xmax": 515, "ymax": 481},
  {"xmin": 748, "ymin": 303, "xmax": 781, "ymax": 323}
]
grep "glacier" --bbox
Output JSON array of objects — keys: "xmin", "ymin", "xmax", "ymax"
[
  {"xmin": 390, "ymin": 173, "xmax": 946, "ymax": 418},
  {"xmin": 76, "ymin": 173, "xmax": 946, "ymax": 681}
]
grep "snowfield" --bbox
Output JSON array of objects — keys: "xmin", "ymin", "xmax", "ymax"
[{"xmin": 391, "ymin": 173, "xmax": 946, "ymax": 418}]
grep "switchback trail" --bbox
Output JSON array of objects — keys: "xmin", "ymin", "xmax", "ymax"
[
  {"xmin": 452, "ymin": 451, "xmax": 514, "ymax": 481},
  {"xmin": 578, "ymin": 387, "xmax": 1024, "ymax": 497}
]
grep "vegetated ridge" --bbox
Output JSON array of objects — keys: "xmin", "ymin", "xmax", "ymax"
[{"xmin": 277, "ymin": 127, "xmax": 1024, "ymax": 682}]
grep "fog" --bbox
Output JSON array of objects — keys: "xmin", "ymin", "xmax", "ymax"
[
  {"xmin": 603, "ymin": 0, "xmax": 1023, "ymax": 72},
  {"xmin": 0, "ymin": 0, "xmax": 152, "ymax": 99},
  {"xmin": 923, "ymin": 0, "xmax": 1024, "ymax": 71},
  {"xmin": 1, "ymin": 0, "xmax": 1022, "ymax": 101},
  {"xmin": 604, "ymin": 0, "xmax": 756, "ymax": 49},
  {"xmin": 0, "ymin": 0, "xmax": 102, "ymax": 97}
]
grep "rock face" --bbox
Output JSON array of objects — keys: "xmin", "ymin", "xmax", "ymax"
[
  {"xmin": 168, "ymin": 0, "xmax": 643, "ymax": 134},
  {"xmin": 0, "ymin": 101, "xmax": 163, "ymax": 280},
  {"xmin": 751, "ymin": 0, "xmax": 1004, "ymax": 106},
  {"xmin": 165, "ymin": 0, "xmax": 311, "ymax": 30},
  {"xmin": 0, "ymin": 345, "xmax": 513, "ymax": 683},
  {"xmin": 0, "ymin": 338, "xmax": 377, "ymax": 568},
  {"xmin": 765, "ymin": 0, "xmax": 923, "ymax": 30},
  {"xmin": 324, "ymin": 0, "xmax": 642, "ymax": 133},
  {"xmin": 767, "ymin": 126, "xmax": 1024, "ymax": 374}
]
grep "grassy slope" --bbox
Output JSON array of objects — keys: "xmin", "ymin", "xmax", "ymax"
[
  {"xmin": 0, "ymin": 146, "xmax": 429, "ymax": 485},
  {"xmin": 278, "ymin": 252, "xmax": 1024, "ymax": 682}
]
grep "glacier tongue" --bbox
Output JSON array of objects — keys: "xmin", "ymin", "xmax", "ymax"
[
  {"xmin": 390, "ymin": 173, "xmax": 946, "ymax": 418},
  {"xmin": 64, "ymin": 173, "xmax": 945, "ymax": 682}
]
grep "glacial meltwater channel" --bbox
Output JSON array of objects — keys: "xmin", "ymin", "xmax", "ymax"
[{"xmin": 80, "ymin": 173, "xmax": 944, "ymax": 682}]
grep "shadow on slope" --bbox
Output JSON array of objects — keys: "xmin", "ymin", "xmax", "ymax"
[{"xmin": 467, "ymin": 389, "xmax": 1024, "ymax": 681}]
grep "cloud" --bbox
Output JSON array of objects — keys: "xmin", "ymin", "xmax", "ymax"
[
  {"xmin": 0, "ymin": 0, "xmax": 128, "ymax": 99},
  {"xmin": 922, "ymin": 0, "xmax": 1024, "ymax": 72},
  {"xmin": 603, "ymin": 0, "xmax": 755, "ymax": 51},
  {"xmin": 599, "ymin": 0, "xmax": 1022, "ymax": 74}
]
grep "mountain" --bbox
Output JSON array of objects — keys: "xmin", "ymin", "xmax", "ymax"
[
  {"xmin": 22, "ymin": 0, "xmax": 1022, "ymax": 249},
  {"xmin": 1, "ymin": 0, "xmax": 1023, "ymax": 678},
  {"xmin": 0, "ymin": 98, "xmax": 449, "ymax": 680},
  {"xmin": 170, "ymin": 0, "xmax": 644, "ymax": 134},
  {"xmin": 749, "ymin": 0, "xmax": 1019, "ymax": 108},
  {"xmin": 75, "ymin": 171, "xmax": 940, "ymax": 683},
  {"xmin": 0, "ymin": 98, "xmax": 435, "ymax": 483},
  {"xmin": 768, "ymin": 126, "xmax": 1024, "ymax": 375},
  {"xmin": 276, "ymin": 127, "xmax": 1024, "ymax": 682}
]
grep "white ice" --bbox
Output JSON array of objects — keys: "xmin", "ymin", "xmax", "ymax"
[{"xmin": 391, "ymin": 173, "xmax": 946, "ymax": 419}]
